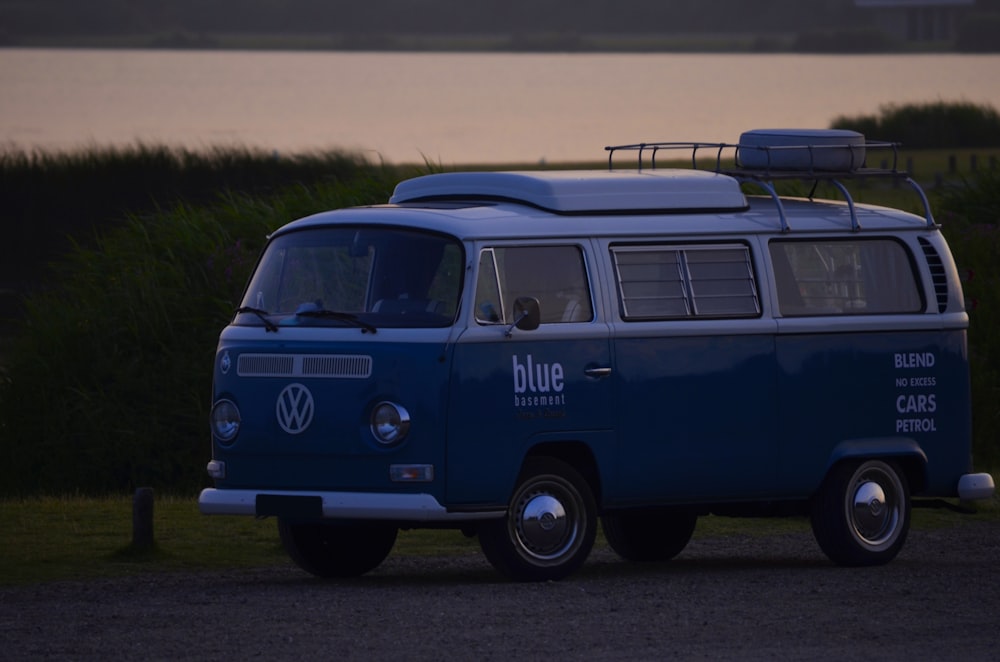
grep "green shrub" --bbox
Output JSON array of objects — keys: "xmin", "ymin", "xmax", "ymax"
[
  {"xmin": 831, "ymin": 101, "xmax": 1000, "ymax": 149},
  {"xmin": 934, "ymin": 169, "xmax": 1000, "ymax": 469},
  {"xmin": 0, "ymin": 175, "xmax": 395, "ymax": 495}
]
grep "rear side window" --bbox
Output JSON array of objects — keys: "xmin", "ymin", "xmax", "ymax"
[
  {"xmin": 769, "ymin": 238, "xmax": 923, "ymax": 316},
  {"xmin": 611, "ymin": 243, "xmax": 760, "ymax": 320},
  {"xmin": 474, "ymin": 245, "xmax": 593, "ymax": 325}
]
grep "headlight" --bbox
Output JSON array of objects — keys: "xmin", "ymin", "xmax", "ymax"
[
  {"xmin": 370, "ymin": 401, "xmax": 410, "ymax": 445},
  {"xmin": 211, "ymin": 399, "xmax": 241, "ymax": 443}
]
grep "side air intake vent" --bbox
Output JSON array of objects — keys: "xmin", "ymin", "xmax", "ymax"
[{"xmin": 918, "ymin": 237, "xmax": 948, "ymax": 313}]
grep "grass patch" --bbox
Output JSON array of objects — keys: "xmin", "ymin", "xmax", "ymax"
[
  {"xmin": 2, "ymin": 494, "xmax": 995, "ymax": 586},
  {"xmin": 0, "ymin": 495, "xmax": 284, "ymax": 585},
  {"xmin": 692, "ymin": 496, "xmax": 999, "ymax": 539},
  {"xmin": 0, "ymin": 494, "xmax": 487, "ymax": 586}
]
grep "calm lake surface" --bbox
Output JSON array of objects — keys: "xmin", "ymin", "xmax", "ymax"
[{"xmin": 2, "ymin": 49, "xmax": 999, "ymax": 165}]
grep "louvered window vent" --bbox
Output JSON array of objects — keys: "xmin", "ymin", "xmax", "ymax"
[{"xmin": 918, "ymin": 237, "xmax": 949, "ymax": 313}]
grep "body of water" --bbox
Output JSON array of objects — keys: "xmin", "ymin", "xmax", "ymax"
[{"xmin": 1, "ymin": 49, "xmax": 999, "ymax": 164}]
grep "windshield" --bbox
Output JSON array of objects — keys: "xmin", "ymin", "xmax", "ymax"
[{"xmin": 236, "ymin": 227, "xmax": 463, "ymax": 329}]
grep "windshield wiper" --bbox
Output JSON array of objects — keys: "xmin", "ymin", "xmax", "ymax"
[
  {"xmin": 295, "ymin": 309, "xmax": 377, "ymax": 334},
  {"xmin": 235, "ymin": 306, "xmax": 279, "ymax": 333}
]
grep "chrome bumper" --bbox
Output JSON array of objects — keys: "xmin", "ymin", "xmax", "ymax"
[
  {"xmin": 958, "ymin": 473, "xmax": 995, "ymax": 500},
  {"xmin": 198, "ymin": 488, "xmax": 502, "ymax": 522}
]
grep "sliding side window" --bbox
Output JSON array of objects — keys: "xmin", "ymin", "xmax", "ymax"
[
  {"xmin": 769, "ymin": 238, "xmax": 923, "ymax": 316},
  {"xmin": 611, "ymin": 243, "xmax": 760, "ymax": 320}
]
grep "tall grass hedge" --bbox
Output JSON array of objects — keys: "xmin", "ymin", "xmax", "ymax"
[
  {"xmin": 831, "ymin": 101, "xmax": 1000, "ymax": 149},
  {"xmin": 936, "ymin": 169, "xmax": 1000, "ymax": 470},
  {"xmin": 0, "ymin": 167, "xmax": 397, "ymax": 495},
  {"xmin": 0, "ymin": 144, "xmax": 373, "ymax": 290}
]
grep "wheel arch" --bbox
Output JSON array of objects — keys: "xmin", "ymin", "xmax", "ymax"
[
  {"xmin": 523, "ymin": 440, "xmax": 603, "ymax": 505},
  {"xmin": 824, "ymin": 438, "xmax": 928, "ymax": 494}
]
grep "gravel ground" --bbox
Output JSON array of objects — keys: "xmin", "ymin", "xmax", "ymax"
[{"xmin": 2, "ymin": 519, "xmax": 998, "ymax": 661}]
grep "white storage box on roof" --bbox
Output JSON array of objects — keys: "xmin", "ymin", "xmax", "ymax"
[{"xmin": 738, "ymin": 128, "xmax": 866, "ymax": 171}]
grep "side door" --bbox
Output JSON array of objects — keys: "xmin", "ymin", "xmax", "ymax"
[
  {"xmin": 606, "ymin": 239, "xmax": 779, "ymax": 504},
  {"xmin": 445, "ymin": 241, "xmax": 615, "ymax": 508}
]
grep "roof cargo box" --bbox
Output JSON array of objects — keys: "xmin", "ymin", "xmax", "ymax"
[{"xmin": 738, "ymin": 128, "xmax": 866, "ymax": 172}]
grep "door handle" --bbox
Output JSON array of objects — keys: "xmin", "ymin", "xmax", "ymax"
[{"xmin": 584, "ymin": 367, "xmax": 612, "ymax": 378}]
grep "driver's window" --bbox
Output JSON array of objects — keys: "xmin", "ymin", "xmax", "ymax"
[
  {"xmin": 475, "ymin": 249, "xmax": 503, "ymax": 323},
  {"xmin": 474, "ymin": 245, "xmax": 593, "ymax": 325}
]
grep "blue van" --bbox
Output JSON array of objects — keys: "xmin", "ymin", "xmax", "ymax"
[{"xmin": 199, "ymin": 130, "xmax": 994, "ymax": 581}]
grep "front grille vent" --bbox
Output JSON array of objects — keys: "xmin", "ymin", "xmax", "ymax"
[
  {"xmin": 237, "ymin": 354, "xmax": 294, "ymax": 376},
  {"xmin": 918, "ymin": 237, "xmax": 948, "ymax": 313},
  {"xmin": 237, "ymin": 354, "xmax": 372, "ymax": 379}
]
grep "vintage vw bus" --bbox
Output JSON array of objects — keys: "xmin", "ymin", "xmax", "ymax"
[{"xmin": 199, "ymin": 129, "xmax": 994, "ymax": 581}]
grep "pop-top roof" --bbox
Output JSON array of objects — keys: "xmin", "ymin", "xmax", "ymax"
[{"xmin": 389, "ymin": 169, "xmax": 748, "ymax": 214}]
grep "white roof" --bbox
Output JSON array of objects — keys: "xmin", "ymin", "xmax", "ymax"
[
  {"xmin": 282, "ymin": 195, "xmax": 930, "ymax": 242},
  {"xmin": 389, "ymin": 170, "xmax": 748, "ymax": 213}
]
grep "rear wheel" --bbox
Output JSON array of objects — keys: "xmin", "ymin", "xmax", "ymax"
[
  {"xmin": 811, "ymin": 459, "xmax": 910, "ymax": 566},
  {"xmin": 602, "ymin": 509, "xmax": 697, "ymax": 562},
  {"xmin": 479, "ymin": 457, "xmax": 597, "ymax": 582},
  {"xmin": 278, "ymin": 519, "xmax": 397, "ymax": 578}
]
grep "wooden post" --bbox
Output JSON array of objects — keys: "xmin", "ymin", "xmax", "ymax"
[{"xmin": 132, "ymin": 487, "xmax": 154, "ymax": 550}]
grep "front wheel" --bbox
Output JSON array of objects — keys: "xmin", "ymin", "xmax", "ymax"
[
  {"xmin": 479, "ymin": 457, "xmax": 597, "ymax": 582},
  {"xmin": 278, "ymin": 519, "xmax": 397, "ymax": 578},
  {"xmin": 811, "ymin": 459, "xmax": 910, "ymax": 566}
]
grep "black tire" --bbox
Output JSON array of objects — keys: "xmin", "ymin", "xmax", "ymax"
[
  {"xmin": 479, "ymin": 457, "xmax": 597, "ymax": 582},
  {"xmin": 278, "ymin": 519, "xmax": 397, "ymax": 578},
  {"xmin": 811, "ymin": 459, "xmax": 910, "ymax": 567},
  {"xmin": 602, "ymin": 509, "xmax": 697, "ymax": 562}
]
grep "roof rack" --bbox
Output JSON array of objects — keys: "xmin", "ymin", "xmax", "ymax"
[{"xmin": 604, "ymin": 136, "xmax": 936, "ymax": 232}]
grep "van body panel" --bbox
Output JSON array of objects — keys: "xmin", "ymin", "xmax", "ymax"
[
  {"xmin": 200, "ymin": 153, "xmax": 993, "ymax": 580},
  {"xmin": 210, "ymin": 327, "xmax": 454, "ymax": 501},
  {"xmin": 446, "ymin": 326, "xmax": 614, "ymax": 506},
  {"xmin": 774, "ymin": 328, "xmax": 971, "ymax": 496},
  {"xmin": 610, "ymin": 330, "xmax": 779, "ymax": 503}
]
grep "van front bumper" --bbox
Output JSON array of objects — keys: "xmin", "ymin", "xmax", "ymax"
[
  {"xmin": 198, "ymin": 488, "xmax": 502, "ymax": 522},
  {"xmin": 958, "ymin": 473, "xmax": 995, "ymax": 500}
]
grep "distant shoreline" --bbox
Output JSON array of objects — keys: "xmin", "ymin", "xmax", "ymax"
[{"xmin": 0, "ymin": 31, "xmax": 977, "ymax": 54}]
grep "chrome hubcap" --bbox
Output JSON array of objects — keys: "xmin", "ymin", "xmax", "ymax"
[
  {"xmin": 849, "ymin": 465, "xmax": 901, "ymax": 548},
  {"xmin": 520, "ymin": 494, "xmax": 567, "ymax": 550},
  {"xmin": 853, "ymin": 481, "xmax": 888, "ymax": 538},
  {"xmin": 513, "ymin": 485, "xmax": 579, "ymax": 561}
]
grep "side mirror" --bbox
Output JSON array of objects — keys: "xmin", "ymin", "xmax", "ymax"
[{"xmin": 506, "ymin": 297, "xmax": 540, "ymax": 336}]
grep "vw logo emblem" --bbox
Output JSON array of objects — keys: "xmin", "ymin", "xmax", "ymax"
[
  {"xmin": 276, "ymin": 383, "xmax": 315, "ymax": 435},
  {"xmin": 219, "ymin": 351, "xmax": 231, "ymax": 375}
]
